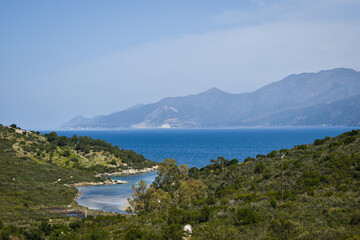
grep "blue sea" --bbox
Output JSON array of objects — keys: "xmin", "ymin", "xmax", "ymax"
[{"xmin": 43, "ymin": 127, "xmax": 357, "ymax": 213}]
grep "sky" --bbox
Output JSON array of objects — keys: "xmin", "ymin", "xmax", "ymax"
[{"xmin": 1, "ymin": 0, "xmax": 360, "ymax": 130}]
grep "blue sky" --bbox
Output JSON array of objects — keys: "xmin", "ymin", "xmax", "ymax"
[{"xmin": 1, "ymin": 0, "xmax": 360, "ymax": 129}]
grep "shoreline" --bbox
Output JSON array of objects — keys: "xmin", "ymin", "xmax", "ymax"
[
  {"xmin": 70, "ymin": 179, "xmax": 128, "ymax": 187},
  {"xmin": 95, "ymin": 166, "xmax": 158, "ymax": 177},
  {"xmin": 71, "ymin": 167, "xmax": 157, "ymax": 215}
]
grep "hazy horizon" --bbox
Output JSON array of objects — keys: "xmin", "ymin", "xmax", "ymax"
[{"xmin": 1, "ymin": 1, "xmax": 360, "ymax": 129}]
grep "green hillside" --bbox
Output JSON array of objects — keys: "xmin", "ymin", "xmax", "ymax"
[
  {"xmin": 1, "ymin": 127, "xmax": 359, "ymax": 239},
  {"xmin": 0, "ymin": 124, "xmax": 155, "ymax": 226},
  {"xmin": 0, "ymin": 124, "xmax": 156, "ymax": 171}
]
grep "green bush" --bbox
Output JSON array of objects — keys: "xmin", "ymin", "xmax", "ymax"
[
  {"xmin": 254, "ymin": 162, "xmax": 265, "ymax": 173},
  {"xmin": 236, "ymin": 207, "xmax": 258, "ymax": 225},
  {"xmin": 267, "ymin": 150, "xmax": 277, "ymax": 158},
  {"xmin": 314, "ymin": 139, "xmax": 325, "ymax": 145}
]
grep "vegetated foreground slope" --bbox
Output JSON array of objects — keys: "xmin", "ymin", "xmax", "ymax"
[
  {"xmin": 0, "ymin": 124, "xmax": 155, "ymax": 225},
  {"xmin": 1, "ymin": 128, "xmax": 359, "ymax": 239}
]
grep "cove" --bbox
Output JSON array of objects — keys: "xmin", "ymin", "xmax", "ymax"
[{"xmin": 76, "ymin": 172, "xmax": 157, "ymax": 213}]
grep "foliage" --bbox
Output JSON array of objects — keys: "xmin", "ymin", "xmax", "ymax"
[
  {"xmin": 0, "ymin": 124, "xmax": 157, "ymax": 226},
  {"xmin": 1, "ymin": 125, "xmax": 360, "ymax": 239},
  {"xmin": 0, "ymin": 125, "xmax": 156, "ymax": 173}
]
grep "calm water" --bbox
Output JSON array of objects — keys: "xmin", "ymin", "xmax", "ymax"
[
  {"xmin": 77, "ymin": 172, "xmax": 157, "ymax": 213},
  {"xmin": 43, "ymin": 127, "xmax": 357, "ymax": 212},
  {"xmin": 48, "ymin": 127, "xmax": 356, "ymax": 168}
]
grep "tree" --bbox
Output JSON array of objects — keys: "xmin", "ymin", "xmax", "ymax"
[
  {"xmin": 45, "ymin": 132, "xmax": 58, "ymax": 142},
  {"xmin": 144, "ymin": 187, "xmax": 171, "ymax": 211},
  {"xmin": 180, "ymin": 164, "xmax": 189, "ymax": 175},
  {"xmin": 128, "ymin": 179, "xmax": 147, "ymax": 212},
  {"xmin": 153, "ymin": 159, "xmax": 183, "ymax": 192},
  {"xmin": 57, "ymin": 136, "xmax": 69, "ymax": 146},
  {"xmin": 176, "ymin": 178, "xmax": 207, "ymax": 207},
  {"xmin": 254, "ymin": 162, "xmax": 265, "ymax": 174}
]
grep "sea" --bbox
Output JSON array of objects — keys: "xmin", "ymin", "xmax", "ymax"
[{"xmin": 43, "ymin": 127, "xmax": 357, "ymax": 213}]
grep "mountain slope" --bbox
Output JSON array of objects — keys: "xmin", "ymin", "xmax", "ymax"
[
  {"xmin": 230, "ymin": 94, "xmax": 360, "ymax": 126},
  {"xmin": 63, "ymin": 68, "xmax": 360, "ymax": 129}
]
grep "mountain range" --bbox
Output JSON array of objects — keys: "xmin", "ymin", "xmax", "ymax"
[{"xmin": 63, "ymin": 68, "xmax": 360, "ymax": 129}]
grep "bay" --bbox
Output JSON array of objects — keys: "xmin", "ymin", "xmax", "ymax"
[
  {"xmin": 49, "ymin": 127, "xmax": 356, "ymax": 168},
  {"xmin": 43, "ymin": 127, "xmax": 357, "ymax": 213}
]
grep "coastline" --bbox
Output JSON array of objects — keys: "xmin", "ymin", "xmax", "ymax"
[
  {"xmin": 70, "ymin": 179, "xmax": 128, "ymax": 187},
  {"xmin": 95, "ymin": 166, "xmax": 158, "ymax": 177},
  {"xmin": 71, "ymin": 167, "xmax": 157, "ymax": 215}
]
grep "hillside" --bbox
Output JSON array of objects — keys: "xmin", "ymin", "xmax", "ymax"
[
  {"xmin": 0, "ymin": 124, "xmax": 155, "ymax": 225},
  {"xmin": 63, "ymin": 68, "xmax": 360, "ymax": 129},
  {"xmin": 0, "ymin": 124, "xmax": 156, "ymax": 171},
  {"xmin": 1, "ymin": 128, "xmax": 359, "ymax": 239}
]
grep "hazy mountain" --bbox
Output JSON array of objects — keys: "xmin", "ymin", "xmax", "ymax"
[
  {"xmin": 230, "ymin": 94, "xmax": 360, "ymax": 127},
  {"xmin": 63, "ymin": 68, "xmax": 360, "ymax": 129}
]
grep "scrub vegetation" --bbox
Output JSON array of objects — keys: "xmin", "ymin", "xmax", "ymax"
[
  {"xmin": 1, "ymin": 124, "xmax": 156, "ymax": 171},
  {"xmin": 0, "ymin": 124, "xmax": 155, "ymax": 227},
  {"xmin": 1, "ymin": 124, "xmax": 359, "ymax": 239}
]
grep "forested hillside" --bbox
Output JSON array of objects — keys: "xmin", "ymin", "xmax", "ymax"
[{"xmin": 1, "ymin": 128, "xmax": 359, "ymax": 239}]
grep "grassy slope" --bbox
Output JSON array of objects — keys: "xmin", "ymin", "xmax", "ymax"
[
  {"xmin": 0, "ymin": 125, "xmax": 156, "ymax": 171},
  {"xmin": 0, "ymin": 124, "xmax": 155, "ymax": 225},
  {"xmin": 0, "ymin": 137, "xmax": 98, "ymax": 224}
]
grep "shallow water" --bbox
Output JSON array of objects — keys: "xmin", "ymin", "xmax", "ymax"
[{"xmin": 77, "ymin": 172, "xmax": 157, "ymax": 213}]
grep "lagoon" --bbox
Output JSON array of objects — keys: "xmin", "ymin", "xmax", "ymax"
[{"xmin": 77, "ymin": 172, "xmax": 157, "ymax": 213}]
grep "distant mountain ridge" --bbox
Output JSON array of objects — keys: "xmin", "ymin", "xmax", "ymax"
[{"xmin": 63, "ymin": 68, "xmax": 360, "ymax": 129}]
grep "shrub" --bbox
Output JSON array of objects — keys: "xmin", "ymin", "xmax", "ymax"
[
  {"xmin": 244, "ymin": 157, "xmax": 255, "ymax": 162},
  {"xmin": 324, "ymin": 136, "xmax": 331, "ymax": 141},
  {"xmin": 345, "ymin": 136, "xmax": 356, "ymax": 144},
  {"xmin": 267, "ymin": 219, "xmax": 299, "ymax": 240},
  {"xmin": 296, "ymin": 144, "xmax": 307, "ymax": 150},
  {"xmin": 350, "ymin": 211, "xmax": 360, "ymax": 225},
  {"xmin": 235, "ymin": 193, "xmax": 256, "ymax": 202},
  {"xmin": 267, "ymin": 150, "xmax": 277, "ymax": 158},
  {"xmin": 314, "ymin": 139, "xmax": 325, "ymax": 145},
  {"xmin": 125, "ymin": 227, "xmax": 143, "ymax": 240},
  {"xmin": 270, "ymin": 198, "xmax": 277, "ymax": 208},
  {"xmin": 329, "ymin": 141, "xmax": 341, "ymax": 148},
  {"xmin": 63, "ymin": 150, "xmax": 71, "ymax": 157},
  {"xmin": 236, "ymin": 207, "xmax": 258, "ymax": 225},
  {"xmin": 254, "ymin": 162, "xmax": 265, "ymax": 174}
]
